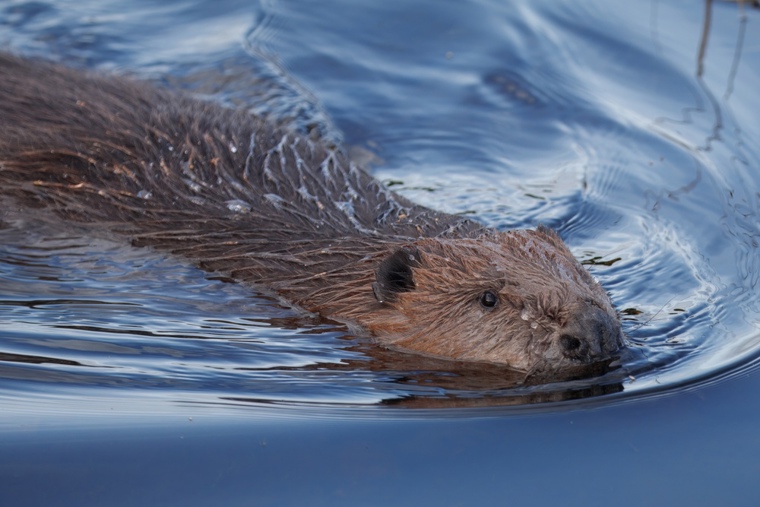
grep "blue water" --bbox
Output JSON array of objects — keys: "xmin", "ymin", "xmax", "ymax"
[{"xmin": 1, "ymin": 0, "xmax": 760, "ymax": 505}]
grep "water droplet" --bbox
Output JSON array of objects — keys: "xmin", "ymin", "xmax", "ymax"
[
  {"xmin": 226, "ymin": 199, "xmax": 251, "ymax": 213},
  {"xmin": 182, "ymin": 178, "xmax": 201, "ymax": 193}
]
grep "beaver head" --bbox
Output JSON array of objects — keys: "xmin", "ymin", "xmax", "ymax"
[{"xmin": 362, "ymin": 226, "xmax": 623, "ymax": 376}]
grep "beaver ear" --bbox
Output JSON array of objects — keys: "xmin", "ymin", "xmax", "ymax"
[
  {"xmin": 536, "ymin": 224, "xmax": 572, "ymax": 252},
  {"xmin": 372, "ymin": 247, "xmax": 422, "ymax": 304}
]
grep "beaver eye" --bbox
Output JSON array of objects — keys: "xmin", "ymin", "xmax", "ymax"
[{"xmin": 479, "ymin": 290, "xmax": 499, "ymax": 309}]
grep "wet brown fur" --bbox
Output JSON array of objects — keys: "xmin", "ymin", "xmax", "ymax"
[{"xmin": 0, "ymin": 53, "xmax": 623, "ymax": 377}]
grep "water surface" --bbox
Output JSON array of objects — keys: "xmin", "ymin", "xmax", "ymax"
[{"xmin": 1, "ymin": 0, "xmax": 760, "ymax": 505}]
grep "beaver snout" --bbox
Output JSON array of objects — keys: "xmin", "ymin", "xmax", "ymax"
[{"xmin": 558, "ymin": 304, "xmax": 623, "ymax": 363}]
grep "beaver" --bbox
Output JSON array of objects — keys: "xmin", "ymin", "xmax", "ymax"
[{"xmin": 0, "ymin": 53, "xmax": 624, "ymax": 378}]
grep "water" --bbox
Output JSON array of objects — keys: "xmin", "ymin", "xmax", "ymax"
[{"xmin": 1, "ymin": 0, "xmax": 760, "ymax": 505}]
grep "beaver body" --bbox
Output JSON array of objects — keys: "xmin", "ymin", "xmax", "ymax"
[{"xmin": 0, "ymin": 53, "xmax": 623, "ymax": 377}]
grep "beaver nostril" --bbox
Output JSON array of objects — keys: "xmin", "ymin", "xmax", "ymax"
[{"xmin": 560, "ymin": 334, "xmax": 582, "ymax": 352}]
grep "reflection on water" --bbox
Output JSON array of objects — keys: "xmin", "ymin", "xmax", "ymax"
[{"xmin": 0, "ymin": 0, "xmax": 759, "ymax": 411}]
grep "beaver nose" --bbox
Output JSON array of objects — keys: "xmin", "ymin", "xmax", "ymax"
[{"xmin": 559, "ymin": 304, "xmax": 623, "ymax": 362}]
